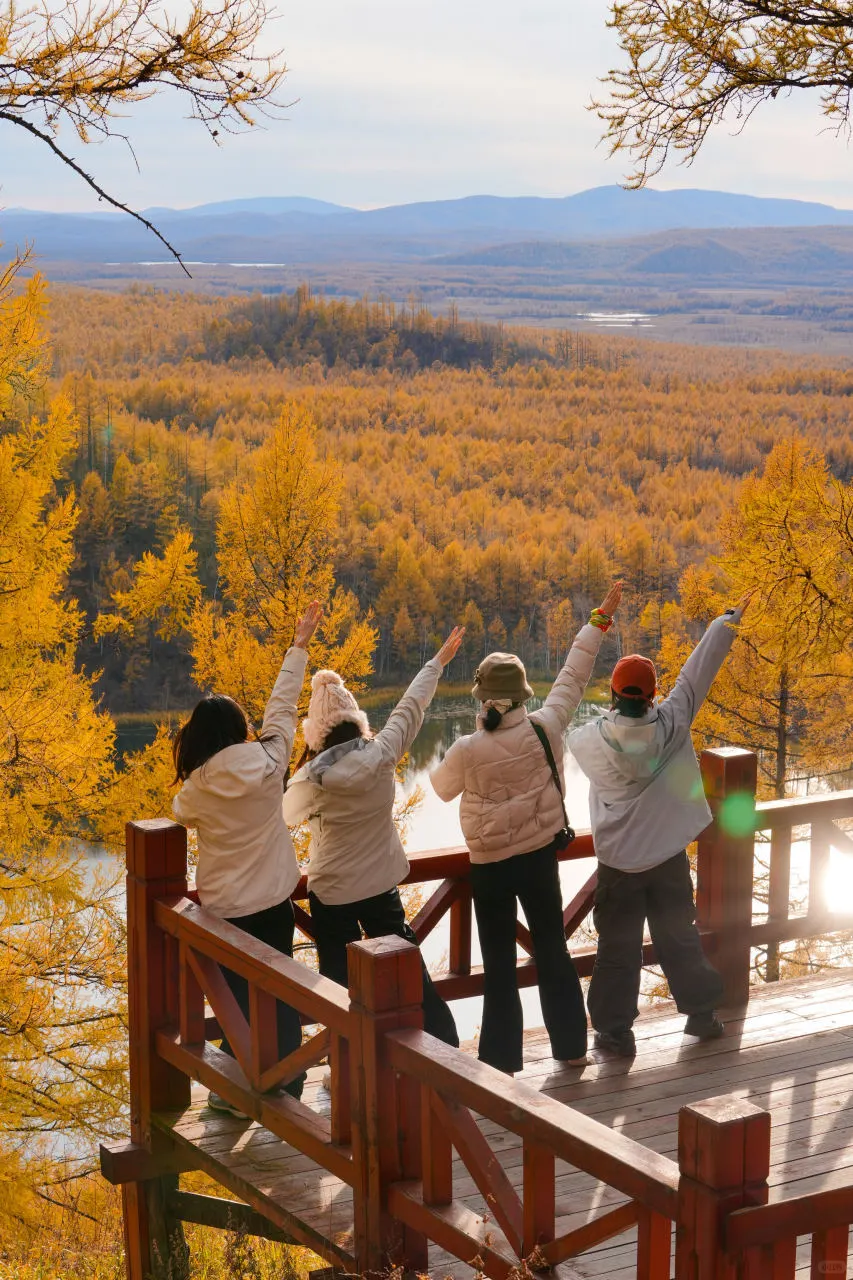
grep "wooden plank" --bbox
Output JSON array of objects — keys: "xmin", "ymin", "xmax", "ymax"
[
  {"xmin": 409, "ymin": 877, "xmax": 462, "ymax": 943},
  {"xmin": 810, "ymin": 1226, "xmax": 849, "ymax": 1280},
  {"xmin": 249, "ymin": 984, "xmax": 279, "ymax": 1088},
  {"xmin": 152, "ymin": 1110, "xmax": 356, "ymax": 1269},
  {"xmin": 387, "ymin": 1031, "xmax": 680, "ymax": 1218},
  {"xmin": 387, "ymin": 1181, "xmax": 521, "ymax": 1279},
  {"xmin": 100, "ymin": 1137, "xmax": 194, "ymax": 1185},
  {"xmin": 635, "ymin": 1208, "xmax": 671, "ymax": 1280},
  {"xmin": 541, "ymin": 1202, "xmax": 639, "ymax": 1267},
  {"xmin": 154, "ymin": 1033, "xmax": 354, "ymax": 1186},
  {"xmin": 166, "ymin": 1189, "xmax": 298, "ymax": 1242},
  {"xmin": 154, "ymin": 897, "xmax": 352, "ymax": 1033},
  {"xmin": 432, "ymin": 1091, "xmax": 523, "ymax": 1256},
  {"xmin": 258, "ymin": 1027, "xmax": 331, "ymax": 1094},
  {"xmin": 329, "ymin": 1033, "xmax": 350, "ymax": 1147},
  {"xmin": 727, "ymin": 1185, "xmax": 853, "ymax": 1249},
  {"xmin": 523, "ymin": 1141, "xmax": 555, "ymax": 1255},
  {"xmin": 563, "ymin": 868, "xmax": 597, "ymax": 937},
  {"xmin": 449, "ymin": 889, "xmax": 472, "ymax": 976},
  {"xmin": 422, "ymin": 1087, "xmax": 453, "ymax": 1207},
  {"xmin": 186, "ymin": 947, "xmax": 253, "ymax": 1080}
]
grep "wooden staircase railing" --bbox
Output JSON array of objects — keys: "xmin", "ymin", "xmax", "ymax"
[{"xmin": 102, "ymin": 747, "xmax": 853, "ymax": 1279}]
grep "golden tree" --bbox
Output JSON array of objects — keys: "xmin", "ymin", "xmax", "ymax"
[
  {"xmin": 660, "ymin": 439, "xmax": 853, "ymax": 799},
  {"xmin": 0, "ymin": 251, "xmax": 125, "ymax": 1228},
  {"xmin": 2, "ymin": 0, "xmax": 288, "ymax": 266},
  {"xmin": 188, "ymin": 403, "xmax": 377, "ymax": 727},
  {"xmin": 594, "ymin": 1, "xmax": 853, "ymax": 184}
]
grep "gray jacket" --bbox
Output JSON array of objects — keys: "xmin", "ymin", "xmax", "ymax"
[
  {"xmin": 283, "ymin": 658, "xmax": 442, "ymax": 904},
  {"xmin": 568, "ymin": 612, "xmax": 741, "ymax": 873}
]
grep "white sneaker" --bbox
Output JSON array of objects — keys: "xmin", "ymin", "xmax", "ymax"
[
  {"xmin": 320, "ymin": 1070, "xmax": 331, "ymax": 1092},
  {"xmin": 561, "ymin": 1054, "xmax": 592, "ymax": 1067}
]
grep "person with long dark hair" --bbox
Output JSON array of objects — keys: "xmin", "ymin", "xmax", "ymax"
[
  {"xmin": 429, "ymin": 583, "xmax": 623, "ymax": 1076},
  {"xmin": 172, "ymin": 601, "xmax": 323, "ymax": 1117},
  {"xmin": 282, "ymin": 627, "xmax": 465, "ymax": 1047}
]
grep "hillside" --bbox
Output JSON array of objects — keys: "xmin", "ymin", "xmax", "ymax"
[
  {"xmin": 43, "ymin": 284, "xmax": 853, "ymax": 710},
  {"xmin": 5, "ymin": 186, "xmax": 853, "ymax": 269}
]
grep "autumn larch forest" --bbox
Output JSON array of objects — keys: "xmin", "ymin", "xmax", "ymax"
[{"xmin": 3, "ymin": 255, "xmax": 853, "ymax": 1273}]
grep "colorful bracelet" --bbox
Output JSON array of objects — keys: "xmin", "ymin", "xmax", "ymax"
[{"xmin": 589, "ymin": 609, "xmax": 613, "ymax": 633}]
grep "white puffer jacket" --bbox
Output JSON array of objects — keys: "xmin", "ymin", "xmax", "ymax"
[{"xmin": 430, "ymin": 624, "xmax": 605, "ymax": 862}]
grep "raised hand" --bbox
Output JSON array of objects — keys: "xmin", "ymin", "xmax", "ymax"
[
  {"xmin": 435, "ymin": 625, "xmax": 466, "ymax": 669},
  {"xmin": 598, "ymin": 580, "xmax": 624, "ymax": 618},
  {"xmin": 294, "ymin": 601, "xmax": 323, "ymax": 649}
]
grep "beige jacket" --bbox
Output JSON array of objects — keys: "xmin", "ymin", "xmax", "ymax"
[
  {"xmin": 430, "ymin": 624, "xmax": 604, "ymax": 862},
  {"xmin": 283, "ymin": 658, "xmax": 442, "ymax": 905},
  {"xmin": 172, "ymin": 647, "xmax": 307, "ymax": 918}
]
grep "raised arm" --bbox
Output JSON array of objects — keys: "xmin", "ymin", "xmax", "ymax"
[
  {"xmin": 375, "ymin": 626, "xmax": 465, "ymax": 765},
  {"xmin": 658, "ymin": 597, "xmax": 749, "ymax": 736},
  {"xmin": 540, "ymin": 582, "xmax": 623, "ymax": 734},
  {"xmin": 260, "ymin": 601, "xmax": 323, "ymax": 771}
]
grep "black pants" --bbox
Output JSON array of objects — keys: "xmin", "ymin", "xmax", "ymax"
[
  {"xmin": 222, "ymin": 898, "xmax": 305, "ymax": 1100},
  {"xmin": 587, "ymin": 851, "xmax": 724, "ymax": 1037},
  {"xmin": 470, "ymin": 843, "xmax": 587, "ymax": 1073},
  {"xmin": 308, "ymin": 887, "xmax": 459, "ymax": 1048}
]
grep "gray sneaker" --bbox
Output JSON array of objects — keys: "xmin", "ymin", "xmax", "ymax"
[
  {"xmin": 684, "ymin": 1013, "xmax": 725, "ymax": 1040},
  {"xmin": 593, "ymin": 1029, "xmax": 637, "ymax": 1057},
  {"xmin": 207, "ymin": 1092, "xmax": 249, "ymax": 1120}
]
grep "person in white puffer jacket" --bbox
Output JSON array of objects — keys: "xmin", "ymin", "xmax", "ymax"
[
  {"xmin": 568, "ymin": 596, "xmax": 751, "ymax": 1059},
  {"xmin": 430, "ymin": 582, "xmax": 623, "ymax": 1076}
]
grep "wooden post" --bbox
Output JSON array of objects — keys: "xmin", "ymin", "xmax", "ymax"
[
  {"xmin": 123, "ymin": 819, "xmax": 192, "ymax": 1280},
  {"xmin": 676, "ymin": 1096, "xmax": 771, "ymax": 1280},
  {"xmin": 347, "ymin": 935, "xmax": 426, "ymax": 1276},
  {"xmin": 697, "ymin": 748, "xmax": 758, "ymax": 1007},
  {"xmin": 449, "ymin": 883, "xmax": 472, "ymax": 977}
]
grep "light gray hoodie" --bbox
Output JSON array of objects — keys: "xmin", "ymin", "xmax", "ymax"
[{"xmin": 568, "ymin": 612, "xmax": 741, "ymax": 873}]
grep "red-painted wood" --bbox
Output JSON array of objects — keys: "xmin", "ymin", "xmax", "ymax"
[
  {"xmin": 449, "ymin": 887, "xmax": 472, "ymax": 976},
  {"xmin": 676, "ymin": 1096, "xmax": 771, "ymax": 1280},
  {"xmin": 697, "ymin": 748, "xmax": 759, "ymax": 1006},
  {"xmin": 636, "ymin": 1206, "xmax": 672, "ymax": 1280},
  {"xmin": 522, "ymin": 1141, "xmax": 555, "ymax": 1257},
  {"xmin": 347, "ymin": 936, "xmax": 425, "ymax": 1274},
  {"xmin": 811, "ymin": 1226, "xmax": 849, "ymax": 1280},
  {"xmin": 422, "ymin": 1086, "xmax": 453, "ymax": 1207}
]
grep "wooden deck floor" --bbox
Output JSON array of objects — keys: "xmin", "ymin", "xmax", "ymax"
[{"xmin": 155, "ymin": 969, "xmax": 853, "ymax": 1278}]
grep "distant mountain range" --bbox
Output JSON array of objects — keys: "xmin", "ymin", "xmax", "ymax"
[{"xmin": 4, "ymin": 186, "xmax": 853, "ymax": 267}]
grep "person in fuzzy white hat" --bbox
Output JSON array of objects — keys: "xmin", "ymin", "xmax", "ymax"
[{"xmin": 284, "ymin": 627, "xmax": 465, "ymax": 1046}]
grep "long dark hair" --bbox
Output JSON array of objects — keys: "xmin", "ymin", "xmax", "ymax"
[
  {"xmin": 295, "ymin": 719, "xmax": 367, "ymax": 770},
  {"xmin": 173, "ymin": 694, "xmax": 250, "ymax": 783}
]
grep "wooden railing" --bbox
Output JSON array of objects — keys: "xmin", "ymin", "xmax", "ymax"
[{"xmin": 103, "ymin": 746, "xmax": 853, "ymax": 1279}]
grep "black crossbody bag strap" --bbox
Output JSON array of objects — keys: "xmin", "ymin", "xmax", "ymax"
[{"xmin": 531, "ymin": 721, "xmax": 575, "ymax": 844}]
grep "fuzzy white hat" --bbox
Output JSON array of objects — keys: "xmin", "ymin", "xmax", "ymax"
[{"xmin": 302, "ymin": 670, "xmax": 370, "ymax": 752}]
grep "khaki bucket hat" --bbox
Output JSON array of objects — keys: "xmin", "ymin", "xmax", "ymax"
[{"xmin": 472, "ymin": 652, "xmax": 534, "ymax": 703}]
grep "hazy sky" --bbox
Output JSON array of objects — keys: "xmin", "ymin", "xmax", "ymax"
[{"xmin": 4, "ymin": 0, "xmax": 853, "ymax": 212}]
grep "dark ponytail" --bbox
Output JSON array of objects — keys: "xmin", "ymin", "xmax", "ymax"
[{"xmin": 482, "ymin": 705, "xmax": 503, "ymax": 731}]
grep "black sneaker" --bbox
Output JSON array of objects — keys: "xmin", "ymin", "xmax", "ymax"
[
  {"xmin": 684, "ymin": 1012, "xmax": 725, "ymax": 1040},
  {"xmin": 593, "ymin": 1029, "xmax": 636, "ymax": 1057}
]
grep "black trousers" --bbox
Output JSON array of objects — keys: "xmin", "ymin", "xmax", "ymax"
[
  {"xmin": 470, "ymin": 843, "xmax": 587, "ymax": 1073},
  {"xmin": 222, "ymin": 898, "xmax": 305, "ymax": 1100},
  {"xmin": 587, "ymin": 851, "xmax": 725, "ymax": 1037},
  {"xmin": 308, "ymin": 887, "xmax": 459, "ymax": 1048}
]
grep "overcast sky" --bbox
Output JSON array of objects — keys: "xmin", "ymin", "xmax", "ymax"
[{"xmin": 4, "ymin": 0, "xmax": 853, "ymax": 212}]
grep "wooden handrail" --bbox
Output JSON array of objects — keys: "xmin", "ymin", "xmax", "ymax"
[
  {"xmin": 290, "ymin": 832, "xmax": 597, "ymax": 899},
  {"xmin": 755, "ymin": 789, "xmax": 853, "ymax": 827},
  {"xmin": 386, "ymin": 1028, "xmax": 680, "ymax": 1219},
  {"xmin": 153, "ymin": 896, "xmax": 352, "ymax": 1033},
  {"xmin": 726, "ymin": 1179, "xmax": 853, "ymax": 1250}
]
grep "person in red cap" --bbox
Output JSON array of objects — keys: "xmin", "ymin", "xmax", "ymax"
[{"xmin": 569, "ymin": 598, "xmax": 750, "ymax": 1057}]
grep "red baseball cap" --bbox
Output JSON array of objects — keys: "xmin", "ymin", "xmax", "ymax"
[{"xmin": 611, "ymin": 654, "xmax": 657, "ymax": 701}]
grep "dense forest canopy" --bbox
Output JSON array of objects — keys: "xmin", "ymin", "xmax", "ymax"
[{"xmin": 39, "ymin": 282, "xmax": 853, "ymax": 710}]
